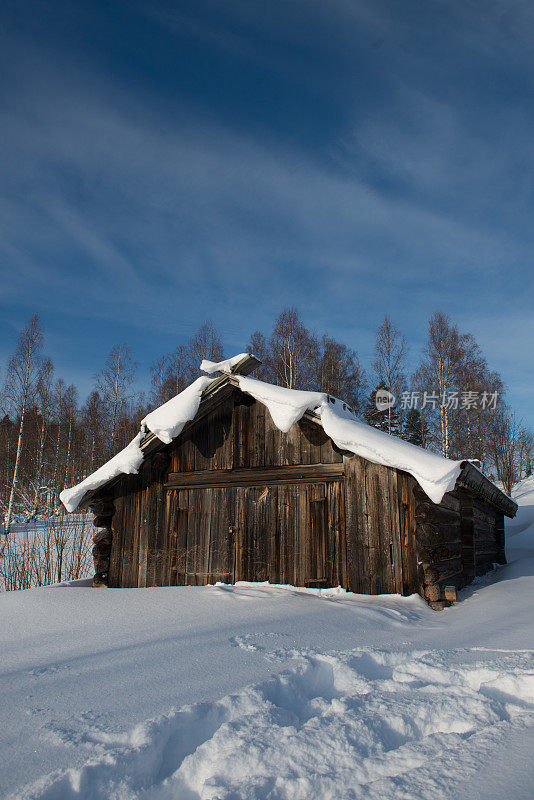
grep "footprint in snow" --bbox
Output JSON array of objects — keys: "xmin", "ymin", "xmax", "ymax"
[{"xmin": 16, "ymin": 648, "xmax": 534, "ymax": 800}]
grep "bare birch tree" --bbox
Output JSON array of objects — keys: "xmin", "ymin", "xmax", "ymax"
[
  {"xmin": 411, "ymin": 367, "xmax": 430, "ymax": 449},
  {"xmin": 150, "ymin": 322, "xmax": 222, "ymax": 406},
  {"xmin": 185, "ymin": 321, "xmax": 223, "ymax": 380},
  {"xmin": 150, "ymin": 345, "xmax": 188, "ymax": 405},
  {"xmin": 51, "ymin": 378, "xmax": 65, "ymax": 507},
  {"xmin": 315, "ymin": 334, "xmax": 366, "ymax": 413},
  {"xmin": 95, "ymin": 344, "xmax": 137, "ymax": 452},
  {"xmin": 166, "ymin": 345, "xmax": 188, "ymax": 396},
  {"xmin": 373, "ymin": 315, "xmax": 408, "ymax": 435},
  {"xmin": 422, "ymin": 312, "xmax": 461, "ymax": 458},
  {"xmin": 488, "ymin": 409, "xmax": 522, "ymax": 495},
  {"xmin": 269, "ymin": 307, "xmax": 316, "ymax": 390},
  {"xmin": 32, "ymin": 358, "xmax": 54, "ymax": 516},
  {"xmin": 517, "ymin": 428, "xmax": 534, "ymax": 479},
  {"xmin": 81, "ymin": 390, "xmax": 105, "ymax": 474},
  {"xmin": 61, "ymin": 384, "xmax": 78, "ymax": 493},
  {"xmin": 247, "ymin": 331, "xmax": 273, "ymax": 382},
  {"xmin": 3, "ymin": 314, "xmax": 43, "ymax": 534}
]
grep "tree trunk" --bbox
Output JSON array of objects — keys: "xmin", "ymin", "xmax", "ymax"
[
  {"xmin": 4, "ymin": 357, "xmax": 31, "ymax": 534},
  {"xmin": 63, "ymin": 415, "xmax": 72, "ymax": 491},
  {"xmin": 33, "ymin": 413, "xmax": 47, "ymax": 516}
]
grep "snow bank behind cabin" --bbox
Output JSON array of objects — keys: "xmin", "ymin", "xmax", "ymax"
[
  {"xmin": 507, "ymin": 475, "xmax": 534, "ymax": 550},
  {"xmin": 237, "ymin": 375, "xmax": 463, "ymax": 505},
  {"xmin": 60, "ymin": 376, "xmax": 213, "ymax": 512},
  {"xmin": 61, "ymin": 355, "xmax": 463, "ymax": 513}
]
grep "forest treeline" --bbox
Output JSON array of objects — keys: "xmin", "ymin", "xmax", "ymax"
[{"xmin": 1, "ymin": 308, "xmax": 532, "ymax": 530}]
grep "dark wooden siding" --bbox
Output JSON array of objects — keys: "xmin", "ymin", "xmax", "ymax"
[
  {"xmin": 472, "ymin": 497, "xmax": 499, "ymax": 575},
  {"xmin": 410, "ymin": 483, "xmax": 504, "ymax": 603},
  {"xmin": 156, "ymin": 481, "xmax": 346, "ymax": 588},
  {"xmin": 106, "ymin": 385, "xmax": 506, "ymax": 601},
  {"xmin": 109, "ymin": 390, "xmax": 348, "ymax": 589}
]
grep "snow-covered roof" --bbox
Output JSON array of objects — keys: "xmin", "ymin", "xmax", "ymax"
[
  {"xmin": 235, "ymin": 375, "xmax": 463, "ymax": 504},
  {"xmin": 60, "ymin": 376, "xmax": 214, "ymax": 512},
  {"xmin": 200, "ymin": 353, "xmax": 249, "ymax": 374},
  {"xmin": 61, "ymin": 354, "xmax": 468, "ymax": 512}
]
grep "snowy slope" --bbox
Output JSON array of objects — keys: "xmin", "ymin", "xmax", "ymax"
[
  {"xmin": 1, "ymin": 487, "xmax": 534, "ymax": 799},
  {"xmin": 507, "ymin": 475, "xmax": 534, "ymax": 550}
]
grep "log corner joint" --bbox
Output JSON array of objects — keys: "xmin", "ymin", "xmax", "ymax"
[{"xmin": 89, "ymin": 494, "xmax": 115, "ymax": 588}]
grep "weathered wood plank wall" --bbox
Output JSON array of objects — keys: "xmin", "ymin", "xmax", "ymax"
[{"xmin": 105, "ymin": 387, "xmax": 505, "ymax": 601}]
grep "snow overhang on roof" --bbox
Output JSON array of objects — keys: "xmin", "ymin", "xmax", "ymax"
[{"xmin": 60, "ymin": 353, "xmax": 517, "ymax": 518}]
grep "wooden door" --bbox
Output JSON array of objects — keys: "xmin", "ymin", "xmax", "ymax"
[
  {"xmin": 167, "ymin": 477, "xmax": 346, "ymax": 589},
  {"xmin": 302, "ymin": 481, "xmax": 346, "ymax": 589},
  {"xmin": 169, "ymin": 487, "xmax": 235, "ymax": 585},
  {"xmin": 234, "ymin": 485, "xmax": 276, "ymax": 584}
]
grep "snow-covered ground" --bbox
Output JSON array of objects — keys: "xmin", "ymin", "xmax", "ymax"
[{"xmin": 1, "ymin": 480, "xmax": 534, "ymax": 799}]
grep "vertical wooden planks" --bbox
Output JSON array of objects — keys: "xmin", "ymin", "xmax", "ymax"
[
  {"xmin": 365, "ymin": 465, "xmax": 385, "ymax": 594},
  {"xmin": 122, "ymin": 474, "xmax": 141, "ymax": 588},
  {"xmin": 472, "ymin": 497, "xmax": 498, "ymax": 576},
  {"xmin": 298, "ymin": 419, "xmax": 325, "ymax": 465},
  {"xmin": 163, "ymin": 488, "xmax": 177, "ymax": 585},
  {"xmin": 245, "ymin": 486, "xmax": 270, "ymax": 582},
  {"xmin": 294, "ymin": 485, "xmax": 307, "ymax": 585},
  {"xmin": 174, "ymin": 489, "xmax": 189, "ymax": 585},
  {"xmin": 206, "ymin": 487, "xmax": 233, "ymax": 583},
  {"xmin": 388, "ymin": 470, "xmax": 404, "ymax": 594},
  {"xmin": 397, "ymin": 472, "xmax": 421, "ymax": 596},
  {"xmin": 234, "ymin": 486, "xmax": 247, "ymax": 582},
  {"xmin": 284, "ymin": 416, "xmax": 301, "ymax": 466},
  {"xmin": 249, "ymin": 400, "xmax": 266, "ymax": 468},
  {"xmin": 267, "ymin": 485, "xmax": 280, "ymax": 584},
  {"xmin": 343, "ymin": 457, "xmax": 400, "ymax": 595},
  {"xmin": 120, "ymin": 481, "xmax": 132, "ymax": 587},
  {"xmin": 154, "ymin": 463, "xmax": 172, "ymax": 586},
  {"xmin": 343, "ymin": 454, "xmax": 369, "ymax": 594},
  {"xmin": 108, "ymin": 490, "xmax": 123, "ymax": 588},
  {"xmin": 200, "ymin": 488, "xmax": 212, "ymax": 583},
  {"xmin": 185, "ymin": 488, "xmax": 200, "ymax": 583},
  {"xmin": 232, "ymin": 396, "xmax": 249, "ymax": 469},
  {"xmin": 327, "ymin": 479, "xmax": 347, "ymax": 588},
  {"xmin": 139, "ymin": 458, "xmax": 160, "ymax": 587}
]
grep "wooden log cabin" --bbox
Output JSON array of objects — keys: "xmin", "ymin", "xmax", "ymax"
[{"xmin": 63, "ymin": 355, "xmax": 517, "ymax": 609}]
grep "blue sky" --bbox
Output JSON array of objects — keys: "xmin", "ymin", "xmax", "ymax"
[{"xmin": 1, "ymin": 0, "xmax": 533, "ymax": 423}]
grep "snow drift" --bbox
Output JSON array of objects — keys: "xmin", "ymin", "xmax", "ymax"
[{"xmin": 3, "ymin": 477, "xmax": 534, "ymax": 798}]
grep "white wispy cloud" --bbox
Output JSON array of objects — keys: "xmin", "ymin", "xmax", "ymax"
[{"xmin": 1, "ymin": 1, "xmax": 532, "ymax": 422}]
